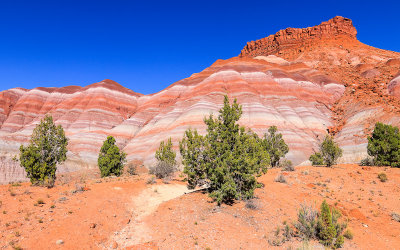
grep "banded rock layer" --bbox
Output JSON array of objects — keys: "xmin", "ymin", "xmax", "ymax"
[
  {"xmin": 1, "ymin": 16, "xmax": 400, "ymax": 183},
  {"xmin": 0, "ymin": 58, "xmax": 344, "ymax": 183}
]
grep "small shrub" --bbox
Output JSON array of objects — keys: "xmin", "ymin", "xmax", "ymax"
[
  {"xmin": 334, "ymin": 235, "xmax": 344, "ymax": 248},
  {"xmin": 309, "ymin": 152, "xmax": 324, "ymax": 166},
  {"xmin": 126, "ymin": 163, "xmax": 137, "ymax": 176},
  {"xmin": 310, "ymin": 135, "xmax": 343, "ymax": 167},
  {"xmin": 294, "ymin": 203, "xmax": 318, "ymax": 240},
  {"xmin": 359, "ymin": 157, "xmax": 375, "ymax": 166},
  {"xmin": 36, "ymin": 199, "xmax": 45, "ymax": 205},
  {"xmin": 343, "ymin": 229, "xmax": 353, "ymax": 240},
  {"xmin": 155, "ymin": 138, "xmax": 176, "ymax": 166},
  {"xmin": 263, "ymin": 126, "xmax": 289, "ymax": 168},
  {"xmin": 377, "ymin": 172, "xmax": 388, "ymax": 182},
  {"xmin": 38, "ymin": 218, "xmax": 43, "ymax": 223},
  {"xmin": 245, "ymin": 199, "xmax": 259, "ymax": 210},
  {"xmin": 275, "ymin": 174, "xmax": 287, "ymax": 183},
  {"xmin": 293, "ymin": 200, "xmax": 348, "ymax": 248},
  {"xmin": 280, "ymin": 159, "xmax": 294, "ymax": 171},
  {"xmin": 146, "ymin": 176, "xmax": 156, "ymax": 185},
  {"xmin": 98, "ymin": 136, "xmax": 126, "ymax": 178},
  {"xmin": 317, "ymin": 201, "xmax": 338, "ymax": 246},
  {"xmin": 149, "ymin": 161, "xmax": 177, "ymax": 179}
]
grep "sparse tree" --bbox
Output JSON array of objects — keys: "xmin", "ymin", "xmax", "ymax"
[
  {"xmin": 155, "ymin": 138, "xmax": 176, "ymax": 166},
  {"xmin": 367, "ymin": 122, "xmax": 400, "ymax": 167},
  {"xmin": 150, "ymin": 138, "xmax": 177, "ymax": 179},
  {"xmin": 310, "ymin": 135, "xmax": 342, "ymax": 167},
  {"xmin": 317, "ymin": 200, "xmax": 337, "ymax": 246},
  {"xmin": 320, "ymin": 135, "xmax": 343, "ymax": 167},
  {"xmin": 263, "ymin": 126, "xmax": 289, "ymax": 168},
  {"xmin": 98, "ymin": 136, "xmax": 126, "ymax": 177},
  {"xmin": 19, "ymin": 115, "xmax": 68, "ymax": 187},
  {"xmin": 180, "ymin": 95, "xmax": 270, "ymax": 204}
]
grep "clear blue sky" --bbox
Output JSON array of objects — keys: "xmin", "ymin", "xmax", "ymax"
[{"xmin": 0, "ymin": 0, "xmax": 398, "ymax": 94}]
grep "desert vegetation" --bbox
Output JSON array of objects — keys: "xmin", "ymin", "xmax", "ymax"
[
  {"xmin": 309, "ymin": 135, "xmax": 343, "ymax": 167},
  {"xmin": 263, "ymin": 126, "xmax": 289, "ymax": 168},
  {"xmin": 150, "ymin": 138, "xmax": 177, "ymax": 179},
  {"xmin": 180, "ymin": 95, "xmax": 270, "ymax": 204},
  {"xmin": 98, "ymin": 136, "xmax": 126, "ymax": 177},
  {"xmin": 19, "ymin": 115, "xmax": 68, "ymax": 187},
  {"xmin": 271, "ymin": 200, "xmax": 349, "ymax": 248},
  {"xmin": 367, "ymin": 122, "xmax": 400, "ymax": 167}
]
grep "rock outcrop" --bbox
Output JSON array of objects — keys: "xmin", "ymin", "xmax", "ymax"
[{"xmin": 240, "ymin": 16, "xmax": 357, "ymax": 58}]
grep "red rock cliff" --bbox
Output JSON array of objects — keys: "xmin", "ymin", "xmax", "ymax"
[{"xmin": 240, "ymin": 16, "xmax": 357, "ymax": 58}]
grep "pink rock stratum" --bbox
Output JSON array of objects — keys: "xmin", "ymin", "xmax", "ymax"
[
  {"xmin": 0, "ymin": 58, "xmax": 344, "ymax": 183},
  {"xmin": 1, "ymin": 16, "xmax": 400, "ymax": 183}
]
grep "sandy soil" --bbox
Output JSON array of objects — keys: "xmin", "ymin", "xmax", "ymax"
[{"xmin": 1, "ymin": 165, "xmax": 400, "ymax": 249}]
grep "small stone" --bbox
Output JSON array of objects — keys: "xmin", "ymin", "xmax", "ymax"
[
  {"xmin": 362, "ymin": 223, "xmax": 368, "ymax": 228},
  {"xmin": 112, "ymin": 241, "xmax": 118, "ymax": 249},
  {"xmin": 58, "ymin": 197, "xmax": 67, "ymax": 202},
  {"xmin": 90, "ymin": 223, "xmax": 96, "ymax": 229},
  {"xmin": 391, "ymin": 213, "xmax": 400, "ymax": 222},
  {"xmin": 56, "ymin": 240, "xmax": 64, "ymax": 245}
]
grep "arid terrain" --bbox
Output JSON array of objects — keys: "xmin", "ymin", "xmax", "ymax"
[
  {"xmin": 1, "ymin": 15, "xmax": 400, "ymax": 249},
  {"xmin": 1, "ymin": 165, "xmax": 400, "ymax": 249}
]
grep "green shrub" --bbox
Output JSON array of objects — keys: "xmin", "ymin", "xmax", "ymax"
[
  {"xmin": 180, "ymin": 95, "xmax": 270, "ymax": 204},
  {"xmin": 309, "ymin": 135, "xmax": 342, "ymax": 167},
  {"xmin": 317, "ymin": 200, "xmax": 337, "ymax": 246},
  {"xmin": 155, "ymin": 138, "xmax": 176, "ymax": 166},
  {"xmin": 152, "ymin": 138, "xmax": 177, "ymax": 179},
  {"xmin": 263, "ymin": 126, "xmax": 289, "ymax": 168},
  {"xmin": 293, "ymin": 200, "xmax": 348, "ymax": 248},
  {"xmin": 309, "ymin": 152, "xmax": 324, "ymax": 166},
  {"xmin": 377, "ymin": 172, "xmax": 388, "ymax": 182},
  {"xmin": 98, "ymin": 136, "xmax": 126, "ymax": 177},
  {"xmin": 367, "ymin": 122, "xmax": 400, "ymax": 167},
  {"xmin": 19, "ymin": 115, "xmax": 68, "ymax": 187},
  {"xmin": 320, "ymin": 135, "xmax": 343, "ymax": 167},
  {"xmin": 334, "ymin": 235, "xmax": 344, "ymax": 249},
  {"xmin": 359, "ymin": 156, "xmax": 375, "ymax": 166},
  {"xmin": 343, "ymin": 229, "xmax": 353, "ymax": 240}
]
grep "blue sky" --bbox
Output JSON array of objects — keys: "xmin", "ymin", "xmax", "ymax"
[{"xmin": 0, "ymin": 0, "xmax": 398, "ymax": 94}]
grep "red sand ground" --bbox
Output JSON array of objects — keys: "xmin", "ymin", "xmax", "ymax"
[{"xmin": 1, "ymin": 165, "xmax": 400, "ymax": 249}]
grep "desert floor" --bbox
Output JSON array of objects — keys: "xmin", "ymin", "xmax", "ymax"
[{"xmin": 1, "ymin": 164, "xmax": 400, "ymax": 249}]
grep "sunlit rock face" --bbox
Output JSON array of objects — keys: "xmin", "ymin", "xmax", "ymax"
[
  {"xmin": 0, "ymin": 58, "xmax": 344, "ymax": 183},
  {"xmin": 2, "ymin": 16, "xmax": 400, "ymax": 183}
]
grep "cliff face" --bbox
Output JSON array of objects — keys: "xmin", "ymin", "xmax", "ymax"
[
  {"xmin": 1, "ymin": 16, "xmax": 400, "ymax": 183},
  {"xmin": 239, "ymin": 16, "xmax": 400, "ymax": 163},
  {"xmin": 240, "ymin": 16, "xmax": 357, "ymax": 58}
]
